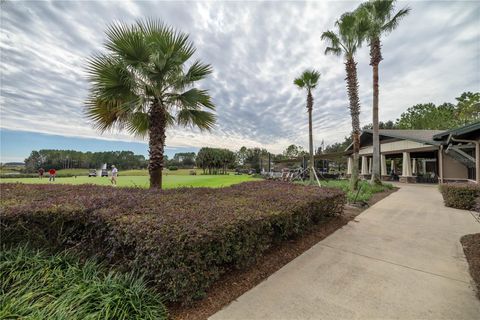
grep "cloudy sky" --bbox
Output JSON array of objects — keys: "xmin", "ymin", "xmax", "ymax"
[{"xmin": 1, "ymin": 0, "xmax": 479, "ymax": 162}]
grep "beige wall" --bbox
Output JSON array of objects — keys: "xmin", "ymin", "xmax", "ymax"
[
  {"xmin": 359, "ymin": 140, "xmax": 435, "ymax": 155},
  {"xmin": 442, "ymin": 151, "xmax": 468, "ymax": 180}
]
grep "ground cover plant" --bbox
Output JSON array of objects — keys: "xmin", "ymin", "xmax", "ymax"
[
  {"xmin": 0, "ymin": 246, "xmax": 168, "ymax": 320},
  {"xmin": 1, "ymin": 181, "xmax": 345, "ymax": 304},
  {"xmin": 321, "ymin": 180, "xmax": 393, "ymax": 202},
  {"xmin": 439, "ymin": 183, "xmax": 480, "ymax": 210},
  {"xmin": 0, "ymin": 173, "xmax": 258, "ymax": 188}
]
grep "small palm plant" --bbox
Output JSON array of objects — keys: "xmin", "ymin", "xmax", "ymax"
[
  {"xmin": 294, "ymin": 69, "xmax": 321, "ymax": 185},
  {"xmin": 321, "ymin": 12, "xmax": 367, "ymax": 191},
  {"xmin": 85, "ymin": 19, "xmax": 216, "ymax": 189},
  {"xmin": 357, "ymin": 0, "xmax": 410, "ymax": 185}
]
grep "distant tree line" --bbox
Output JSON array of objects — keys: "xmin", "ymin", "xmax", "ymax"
[{"xmin": 24, "ymin": 150, "xmax": 147, "ymax": 172}]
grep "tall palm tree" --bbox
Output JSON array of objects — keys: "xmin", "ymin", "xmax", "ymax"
[
  {"xmin": 85, "ymin": 19, "xmax": 216, "ymax": 189},
  {"xmin": 322, "ymin": 12, "xmax": 366, "ymax": 191},
  {"xmin": 357, "ymin": 0, "xmax": 410, "ymax": 185},
  {"xmin": 294, "ymin": 69, "xmax": 321, "ymax": 185}
]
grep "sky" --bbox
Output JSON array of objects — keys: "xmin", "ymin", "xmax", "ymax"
[{"xmin": 1, "ymin": 0, "xmax": 479, "ymax": 162}]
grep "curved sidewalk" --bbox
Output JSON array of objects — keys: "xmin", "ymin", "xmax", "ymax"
[{"xmin": 211, "ymin": 184, "xmax": 480, "ymax": 320}]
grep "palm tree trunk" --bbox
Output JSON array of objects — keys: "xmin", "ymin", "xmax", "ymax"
[
  {"xmin": 148, "ymin": 101, "xmax": 167, "ymax": 189},
  {"xmin": 307, "ymin": 90, "xmax": 315, "ymax": 185},
  {"xmin": 345, "ymin": 57, "xmax": 361, "ymax": 191},
  {"xmin": 370, "ymin": 37, "xmax": 382, "ymax": 185}
]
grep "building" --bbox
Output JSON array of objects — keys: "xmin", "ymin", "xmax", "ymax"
[{"xmin": 345, "ymin": 122, "xmax": 480, "ymax": 184}]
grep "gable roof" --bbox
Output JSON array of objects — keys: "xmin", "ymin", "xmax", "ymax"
[
  {"xmin": 364, "ymin": 129, "xmax": 444, "ymax": 145},
  {"xmin": 433, "ymin": 121, "xmax": 480, "ymax": 141},
  {"xmin": 345, "ymin": 129, "xmax": 444, "ymax": 152}
]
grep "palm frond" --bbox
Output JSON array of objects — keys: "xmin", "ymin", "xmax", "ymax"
[
  {"xmin": 176, "ymin": 109, "xmax": 216, "ymax": 131},
  {"xmin": 105, "ymin": 21, "xmax": 150, "ymax": 67},
  {"xmin": 294, "ymin": 69, "xmax": 320, "ymax": 90},
  {"xmin": 382, "ymin": 6, "xmax": 411, "ymax": 33},
  {"xmin": 168, "ymin": 88, "xmax": 215, "ymax": 110}
]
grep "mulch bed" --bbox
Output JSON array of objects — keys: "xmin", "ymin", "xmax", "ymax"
[
  {"xmin": 461, "ymin": 233, "xmax": 480, "ymax": 300},
  {"xmin": 169, "ymin": 187, "xmax": 398, "ymax": 320}
]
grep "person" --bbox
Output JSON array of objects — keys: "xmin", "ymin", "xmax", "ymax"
[
  {"xmin": 111, "ymin": 165, "xmax": 118, "ymax": 186},
  {"xmin": 38, "ymin": 167, "xmax": 45, "ymax": 179},
  {"xmin": 48, "ymin": 168, "xmax": 56, "ymax": 181}
]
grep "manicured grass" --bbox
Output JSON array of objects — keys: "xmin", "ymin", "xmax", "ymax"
[
  {"xmin": 321, "ymin": 180, "xmax": 393, "ymax": 202},
  {"xmin": 0, "ymin": 246, "xmax": 168, "ymax": 320},
  {"xmin": 0, "ymin": 174, "xmax": 260, "ymax": 188}
]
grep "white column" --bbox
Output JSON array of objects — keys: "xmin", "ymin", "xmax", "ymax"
[
  {"xmin": 422, "ymin": 159, "xmax": 426, "ymax": 174},
  {"xmin": 361, "ymin": 156, "xmax": 368, "ymax": 175},
  {"xmin": 402, "ymin": 152, "xmax": 412, "ymax": 176},
  {"xmin": 368, "ymin": 157, "xmax": 372, "ymax": 174},
  {"xmin": 412, "ymin": 158, "xmax": 417, "ymax": 175},
  {"xmin": 390, "ymin": 159, "xmax": 395, "ymax": 174},
  {"xmin": 381, "ymin": 154, "xmax": 387, "ymax": 176},
  {"xmin": 347, "ymin": 156, "xmax": 353, "ymax": 175}
]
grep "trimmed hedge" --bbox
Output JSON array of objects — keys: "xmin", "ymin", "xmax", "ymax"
[
  {"xmin": 439, "ymin": 183, "xmax": 480, "ymax": 210},
  {"xmin": 1, "ymin": 181, "xmax": 345, "ymax": 303}
]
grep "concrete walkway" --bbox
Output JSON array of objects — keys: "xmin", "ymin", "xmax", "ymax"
[{"xmin": 211, "ymin": 184, "xmax": 480, "ymax": 320}]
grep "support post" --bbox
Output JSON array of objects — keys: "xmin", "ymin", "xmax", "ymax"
[
  {"xmin": 368, "ymin": 157, "xmax": 372, "ymax": 174},
  {"xmin": 361, "ymin": 156, "xmax": 368, "ymax": 175},
  {"xmin": 400, "ymin": 152, "xmax": 414, "ymax": 183},
  {"xmin": 438, "ymin": 146, "xmax": 444, "ymax": 184},
  {"xmin": 476, "ymin": 143, "xmax": 480, "ymax": 184},
  {"xmin": 412, "ymin": 158, "xmax": 417, "ymax": 175},
  {"xmin": 381, "ymin": 154, "xmax": 387, "ymax": 176},
  {"xmin": 347, "ymin": 156, "xmax": 353, "ymax": 175}
]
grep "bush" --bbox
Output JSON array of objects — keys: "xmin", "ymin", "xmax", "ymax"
[
  {"xmin": 0, "ymin": 181, "xmax": 344, "ymax": 304},
  {"xmin": 0, "ymin": 246, "xmax": 168, "ymax": 319},
  {"xmin": 168, "ymin": 166, "xmax": 178, "ymax": 171},
  {"xmin": 439, "ymin": 183, "xmax": 480, "ymax": 210}
]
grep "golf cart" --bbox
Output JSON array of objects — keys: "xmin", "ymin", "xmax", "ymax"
[{"xmin": 88, "ymin": 169, "xmax": 97, "ymax": 177}]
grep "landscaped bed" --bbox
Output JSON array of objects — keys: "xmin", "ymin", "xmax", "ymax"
[
  {"xmin": 1, "ymin": 181, "xmax": 345, "ymax": 305},
  {"xmin": 460, "ymin": 233, "xmax": 480, "ymax": 300},
  {"xmin": 0, "ymin": 246, "xmax": 168, "ymax": 320}
]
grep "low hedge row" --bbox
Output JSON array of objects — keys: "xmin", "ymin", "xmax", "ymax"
[
  {"xmin": 1, "ymin": 181, "xmax": 345, "ymax": 303},
  {"xmin": 439, "ymin": 183, "xmax": 480, "ymax": 210}
]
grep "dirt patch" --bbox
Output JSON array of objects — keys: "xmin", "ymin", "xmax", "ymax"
[
  {"xmin": 461, "ymin": 233, "xmax": 480, "ymax": 300},
  {"xmin": 169, "ymin": 187, "xmax": 397, "ymax": 320}
]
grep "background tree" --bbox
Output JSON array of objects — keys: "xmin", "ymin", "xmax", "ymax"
[
  {"xmin": 283, "ymin": 144, "xmax": 306, "ymax": 158},
  {"xmin": 356, "ymin": 0, "xmax": 410, "ymax": 185},
  {"xmin": 395, "ymin": 103, "xmax": 457, "ymax": 129},
  {"xmin": 196, "ymin": 147, "xmax": 236, "ymax": 174},
  {"xmin": 455, "ymin": 92, "xmax": 480, "ymax": 125},
  {"xmin": 294, "ymin": 69, "xmax": 321, "ymax": 185},
  {"xmin": 85, "ymin": 19, "xmax": 216, "ymax": 189},
  {"xmin": 322, "ymin": 12, "xmax": 366, "ymax": 190}
]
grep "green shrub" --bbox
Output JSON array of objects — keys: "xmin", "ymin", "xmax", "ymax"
[
  {"xmin": 322, "ymin": 180, "xmax": 393, "ymax": 202},
  {"xmin": 439, "ymin": 183, "xmax": 480, "ymax": 210},
  {"xmin": 0, "ymin": 246, "xmax": 168, "ymax": 320},
  {"xmin": 1, "ymin": 181, "xmax": 345, "ymax": 304},
  {"xmin": 168, "ymin": 166, "xmax": 178, "ymax": 171}
]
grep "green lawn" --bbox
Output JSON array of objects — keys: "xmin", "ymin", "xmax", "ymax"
[{"xmin": 0, "ymin": 174, "xmax": 260, "ymax": 189}]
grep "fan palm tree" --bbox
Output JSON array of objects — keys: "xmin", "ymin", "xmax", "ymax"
[
  {"xmin": 85, "ymin": 19, "xmax": 216, "ymax": 189},
  {"xmin": 294, "ymin": 69, "xmax": 321, "ymax": 185},
  {"xmin": 356, "ymin": 0, "xmax": 410, "ymax": 185},
  {"xmin": 321, "ymin": 12, "xmax": 366, "ymax": 191}
]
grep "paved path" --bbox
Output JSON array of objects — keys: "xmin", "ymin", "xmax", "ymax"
[{"xmin": 211, "ymin": 184, "xmax": 480, "ymax": 320}]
